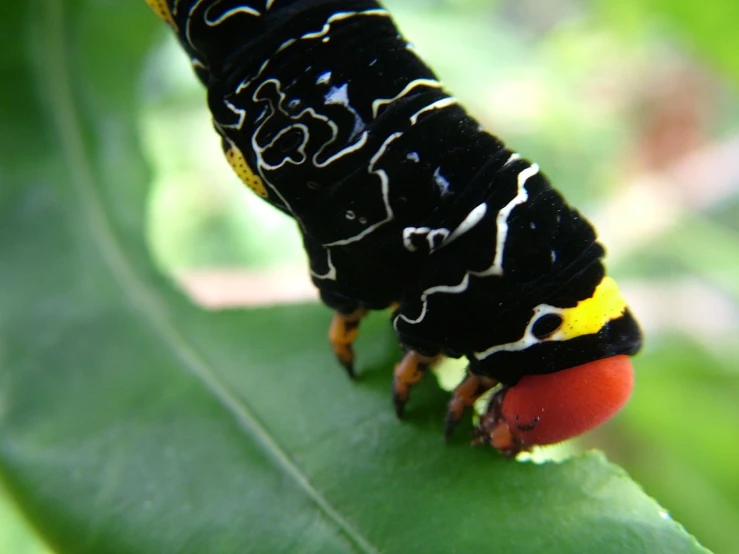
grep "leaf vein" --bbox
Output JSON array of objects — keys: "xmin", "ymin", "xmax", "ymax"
[{"xmin": 40, "ymin": 1, "xmax": 378, "ymax": 552}]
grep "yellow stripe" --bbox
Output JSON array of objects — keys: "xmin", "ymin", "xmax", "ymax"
[{"xmin": 557, "ymin": 276, "xmax": 627, "ymax": 340}]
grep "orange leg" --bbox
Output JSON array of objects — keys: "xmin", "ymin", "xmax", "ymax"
[
  {"xmin": 328, "ymin": 308, "xmax": 367, "ymax": 378},
  {"xmin": 471, "ymin": 386, "xmax": 527, "ymax": 457},
  {"xmin": 444, "ymin": 372, "xmax": 498, "ymax": 440},
  {"xmin": 392, "ymin": 350, "xmax": 438, "ymax": 418}
]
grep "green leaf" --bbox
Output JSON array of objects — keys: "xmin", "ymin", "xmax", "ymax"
[
  {"xmin": 0, "ymin": 484, "xmax": 53, "ymax": 554},
  {"xmin": 0, "ymin": 1, "xmax": 709, "ymax": 553},
  {"xmin": 612, "ymin": 338, "xmax": 739, "ymax": 554},
  {"xmin": 659, "ymin": 216, "xmax": 739, "ymax": 303},
  {"xmin": 595, "ymin": 0, "xmax": 739, "ymax": 87}
]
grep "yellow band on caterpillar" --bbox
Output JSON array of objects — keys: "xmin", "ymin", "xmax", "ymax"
[
  {"xmin": 555, "ymin": 276, "xmax": 627, "ymax": 340},
  {"xmin": 474, "ymin": 276, "xmax": 628, "ymax": 360}
]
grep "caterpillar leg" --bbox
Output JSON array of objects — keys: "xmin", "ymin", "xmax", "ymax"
[
  {"xmin": 444, "ymin": 371, "xmax": 498, "ymax": 440},
  {"xmin": 471, "ymin": 386, "xmax": 524, "ymax": 457},
  {"xmin": 392, "ymin": 350, "xmax": 438, "ymax": 418},
  {"xmin": 328, "ymin": 308, "xmax": 367, "ymax": 378}
]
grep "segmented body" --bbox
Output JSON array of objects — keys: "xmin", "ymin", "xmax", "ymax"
[{"xmin": 149, "ymin": 0, "xmax": 641, "ymax": 388}]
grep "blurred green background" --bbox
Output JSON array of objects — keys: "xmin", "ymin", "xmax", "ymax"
[{"xmin": 4, "ymin": 0, "xmax": 738, "ymax": 552}]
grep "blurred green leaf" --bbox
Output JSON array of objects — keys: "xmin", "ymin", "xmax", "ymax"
[
  {"xmin": 0, "ymin": 1, "xmax": 711, "ymax": 553},
  {"xmin": 603, "ymin": 337, "xmax": 739, "ymax": 554},
  {"xmin": 652, "ymin": 216, "xmax": 739, "ymax": 302},
  {"xmin": 595, "ymin": 0, "xmax": 739, "ymax": 86},
  {"xmin": 0, "ymin": 485, "xmax": 52, "ymax": 554}
]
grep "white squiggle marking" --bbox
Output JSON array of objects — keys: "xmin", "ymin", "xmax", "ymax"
[
  {"xmin": 236, "ymin": 60, "xmax": 269, "ymax": 94},
  {"xmin": 255, "ymin": 105, "xmax": 268, "ymax": 124},
  {"xmin": 321, "ymin": 98, "xmax": 465, "ymax": 247},
  {"xmin": 395, "ymin": 162, "xmax": 539, "ymax": 328},
  {"xmin": 323, "ymin": 132, "xmax": 403, "ymax": 247},
  {"xmin": 410, "ymin": 97, "xmax": 457, "ymax": 125},
  {"xmin": 473, "ymin": 304, "xmax": 563, "ymax": 360},
  {"xmin": 314, "ymin": 132, "xmax": 369, "ymax": 167},
  {"xmin": 395, "ymin": 274, "xmax": 472, "ymax": 328},
  {"xmin": 472, "ymin": 164, "xmax": 539, "ymax": 277},
  {"xmin": 371, "ymin": 78, "xmax": 441, "ymax": 118},
  {"xmin": 220, "ymin": 99, "xmax": 246, "ymax": 130},
  {"xmin": 402, "ymin": 227, "xmax": 426, "ymax": 251},
  {"xmin": 317, "ymin": 71, "xmax": 332, "ymax": 85},
  {"xmin": 402, "ymin": 227, "xmax": 450, "ymax": 252},
  {"xmin": 260, "ymin": 124, "xmax": 309, "ymax": 168},
  {"xmin": 404, "ymin": 203, "xmax": 487, "ymax": 255},
  {"xmin": 266, "ymin": 0, "xmax": 275, "ymax": 9},
  {"xmin": 407, "ymin": 152, "xmax": 420, "ymax": 162},
  {"xmin": 275, "ymin": 37, "xmax": 297, "ymax": 54},
  {"xmin": 254, "ymin": 78, "xmax": 369, "ymax": 173},
  {"xmin": 433, "ymin": 167, "xmax": 451, "ymax": 197},
  {"xmin": 248, "ymin": 81, "xmax": 304, "ymax": 213},
  {"xmin": 205, "ymin": 5, "xmax": 259, "ymax": 26},
  {"xmin": 276, "ymin": 9, "xmax": 389, "ymax": 54},
  {"xmin": 299, "ymin": 9, "xmax": 389, "ymax": 41},
  {"xmin": 237, "ymin": 10, "xmax": 388, "ymax": 95},
  {"xmin": 185, "ymin": 0, "xmax": 208, "ymax": 51},
  {"xmin": 249, "ymin": 78, "xmax": 371, "ymax": 212},
  {"xmin": 253, "ymin": 80, "xmax": 333, "ymax": 166},
  {"xmin": 427, "ymin": 229, "xmax": 450, "ymax": 251},
  {"xmin": 504, "ymin": 152, "xmax": 521, "ymax": 166},
  {"xmin": 310, "ymin": 249, "xmax": 337, "ymax": 281},
  {"xmin": 442, "ymin": 203, "xmax": 487, "ymax": 247}
]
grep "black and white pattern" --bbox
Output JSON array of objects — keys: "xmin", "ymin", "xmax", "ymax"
[{"xmin": 150, "ymin": 0, "xmax": 642, "ymax": 385}]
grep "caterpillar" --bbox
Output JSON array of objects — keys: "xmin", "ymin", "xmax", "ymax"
[{"xmin": 146, "ymin": 0, "xmax": 643, "ymax": 456}]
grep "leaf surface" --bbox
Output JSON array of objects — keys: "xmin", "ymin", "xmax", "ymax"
[{"xmin": 0, "ymin": 2, "xmax": 709, "ymax": 553}]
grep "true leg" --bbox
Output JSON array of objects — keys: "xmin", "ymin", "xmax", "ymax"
[
  {"xmin": 472, "ymin": 386, "xmax": 526, "ymax": 456},
  {"xmin": 445, "ymin": 371, "xmax": 498, "ymax": 440},
  {"xmin": 328, "ymin": 308, "xmax": 367, "ymax": 378},
  {"xmin": 392, "ymin": 350, "xmax": 438, "ymax": 418}
]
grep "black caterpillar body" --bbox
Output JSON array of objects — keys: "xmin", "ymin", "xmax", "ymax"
[{"xmin": 146, "ymin": 0, "xmax": 642, "ymax": 388}]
